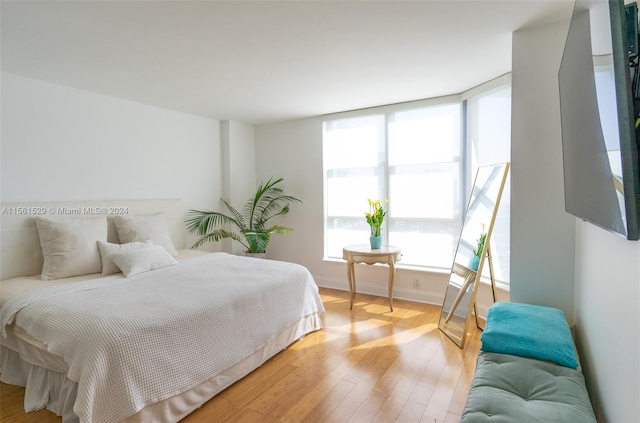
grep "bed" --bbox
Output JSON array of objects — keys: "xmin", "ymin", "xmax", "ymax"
[{"xmin": 0, "ymin": 199, "xmax": 325, "ymax": 423}]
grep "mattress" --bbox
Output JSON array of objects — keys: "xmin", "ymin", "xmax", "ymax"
[
  {"xmin": 0, "ymin": 250, "xmax": 324, "ymax": 423},
  {"xmin": 460, "ymin": 351, "xmax": 597, "ymax": 423}
]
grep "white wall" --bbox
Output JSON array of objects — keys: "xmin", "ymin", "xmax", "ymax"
[
  {"xmin": 1, "ymin": 73, "xmax": 222, "ymax": 219},
  {"xmin": 574, "ymin": 221, "xmax": 640, "ymax": 422},
  {"xmin": 510, "ymin": 21, "xmax": 576, "ymax": 315},
  {"xmin": 512, "ymin": 17, "xmax": 640, "ymax": 422},
  {"xmin": 255, "ymin": 117, "xmax": 324, "ymax": 270},
  {"xmin": 221, "ymin": 120, "xmax": 256, "ymax": 254}
]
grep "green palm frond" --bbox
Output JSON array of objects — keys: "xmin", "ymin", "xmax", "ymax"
[
  {"xmin": 262, "ymin": 203, "xmax": 294, "ymax": 225},
  {"xmin": 221, "ymin": 198, "xmax": 246, "ymax": 229},
  {"xmin": 243, "ymin": 230, "xmax": 270, "ymax": 254},
  {"xmin": 264, "ymin": 225, "xmax": 293, "ymax": 235},
  {"xmin": 186, "ymin": 177, "xmax": 302, "ymax": 253},
  {"xmin": 191, "ymin": 229, "xmax": 248, "ymax": 250},
  {"xmin": 261, "ymin": 196, "xmax": 301, "ymax": 222},
  {"xmin": 185, "ymin": 210, "xmax": 239, "ymax": 236},
  {"xmin": 246, "ymin": 178, "xmax": 284, "ymax": 228}
]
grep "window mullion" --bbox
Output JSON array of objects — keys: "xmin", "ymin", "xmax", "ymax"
[{"xmin": 383, "ymin": 113, "xmax": 391, "ymax": 241}]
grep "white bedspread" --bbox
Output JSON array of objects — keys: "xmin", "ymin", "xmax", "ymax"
[{"xmin": 0, "ymin": 253, "xmax": 324, "ymax": 423}]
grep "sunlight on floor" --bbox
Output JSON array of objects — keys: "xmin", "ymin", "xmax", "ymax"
[
  {"xmin": 360, "ymin": 303, "xmax": 423, "ymax": 318},
  {"xmin": 348, "ymin": 323, "xmax": 439, "ymax": 350},
  {"xmin": 332, "ymin": 318, "xmax": 392, "ymax": 334}
]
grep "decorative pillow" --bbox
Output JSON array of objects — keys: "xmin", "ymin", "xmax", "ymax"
[
  {"xmin": 97, "ymin": 240, "xmax": 153, "ymax": 275},
  {"xmin": 481, "ymin": 302, "xmax": 579, "ymax": 369},
  {"xmin": 35, "ymin": 217, "xmax": 108, "ymax": 280},
  {"xmin": 108, "ymin": 245, "xmax": 178, "ymax": 277},
  {"xmin": 113, "ymin": 213, "xmax": 178, "ymax": 256}
]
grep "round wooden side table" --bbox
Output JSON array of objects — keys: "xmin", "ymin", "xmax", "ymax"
[{"xmin": 342, "ymin": 244, "xmax": 402, "ymax": 311}]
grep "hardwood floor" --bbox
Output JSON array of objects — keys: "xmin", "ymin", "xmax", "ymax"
[{"xmin": 0, "ymin": 288, "xmax": 481, "ymax": 423}]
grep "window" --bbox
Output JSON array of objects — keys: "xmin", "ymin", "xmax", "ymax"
[
  {"xmin": 323, "ymin": 79, "xmax": 511, "ymax": 284},
  {"xmin": 465, "ymin": 83, "xmax": 512, "ymax": 284}
]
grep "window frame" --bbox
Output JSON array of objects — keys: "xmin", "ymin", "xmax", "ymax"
[{"xmin": 322, "ymin": 74, "xmax": 512, "ymax": 284}]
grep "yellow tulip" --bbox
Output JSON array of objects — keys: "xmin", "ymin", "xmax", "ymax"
[{"xmin": 364, "ymin": 198, "xmax": 388, "ymax": 237}]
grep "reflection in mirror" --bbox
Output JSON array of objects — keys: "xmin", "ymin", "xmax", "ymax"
[{"xmin": 438, "ymin": 162, "xmax": 510, "ymax": 348}]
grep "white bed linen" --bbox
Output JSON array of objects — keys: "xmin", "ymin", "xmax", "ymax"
[
  {"xmin": 0, "ymin": 249, "xmax": 208, "ymax": 307},
  {"xmin": 0, "ymin": 252, "xmax": 324, "ymax": 423},
  {"xmin": 0, "ymin": 313, "xmax": 321, "ymax": 423}
]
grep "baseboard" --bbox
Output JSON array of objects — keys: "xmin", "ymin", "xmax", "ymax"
[
  {"xmin": 314, "ymin": 275, "xmax": 444, "ymax": 306},
  {"xmin": 314, "ymin": 275, "xmax": 492, "ymax": 321}
]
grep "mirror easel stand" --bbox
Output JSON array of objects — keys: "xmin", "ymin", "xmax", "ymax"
[
  {"xmin": 443, "ymin": 242, "xmax": 497, "ymax": 328},
  {"xmin": 438, "ymin": 162, "xmax": 510, "ymax": 349},
  {"xmin": 473, "ymin": 242, "xmax": 498, "ymax": 330}
]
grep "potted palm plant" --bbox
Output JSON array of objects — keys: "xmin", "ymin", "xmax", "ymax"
[
  {"xmin": 468, "ymin": 224, "xmax": 487, "ymax": 271},
  {"xmin": 185, "ymin": 177, "xmax": 302, "ymax": 257}
]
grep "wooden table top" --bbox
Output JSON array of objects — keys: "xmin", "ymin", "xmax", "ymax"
[{"xmin": 343, "ymin": 244, "xmax": 402, "ymax": 256}]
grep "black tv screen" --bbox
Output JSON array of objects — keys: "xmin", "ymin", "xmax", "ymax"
[{"xmin": 559, "ymin": 0, "xmax": 640, "ymax": 240}]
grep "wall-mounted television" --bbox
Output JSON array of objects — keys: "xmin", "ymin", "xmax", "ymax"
[{"xmin": 559, "ymin": 0, "xmax": 640, "ymax": 240}]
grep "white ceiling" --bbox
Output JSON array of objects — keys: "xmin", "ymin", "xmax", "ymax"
[{"xmin": 1, "ymin": 1, "xmax": 574, "ymax": 125}]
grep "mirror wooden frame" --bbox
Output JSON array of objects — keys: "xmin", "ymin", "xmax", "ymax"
[{"xmin": 438, "ymin": 162, "xmax": 510, "ymax": 348}]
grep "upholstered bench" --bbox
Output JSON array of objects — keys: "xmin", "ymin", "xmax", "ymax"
[{"xmin": 460, "ymin": 302, "xmax": 597, "ymax": 422}]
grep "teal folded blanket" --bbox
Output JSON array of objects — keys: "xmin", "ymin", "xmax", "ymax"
[{"xmin": 481, "ymin": 302, "xmax": 579, "ymax": 369}]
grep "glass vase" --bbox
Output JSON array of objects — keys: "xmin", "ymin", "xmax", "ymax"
[
  {"xmin": 468, "ymin": 255, "xmax": 480, "ymax": 271},
  {"xmin": 369, "ymin": 234, "xmax": 382, "ymax": 249}
]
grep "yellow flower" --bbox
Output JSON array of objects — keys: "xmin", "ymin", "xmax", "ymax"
[{"xmin": 365, "ymin": 199, "xmax": 388, "ymax": 236}]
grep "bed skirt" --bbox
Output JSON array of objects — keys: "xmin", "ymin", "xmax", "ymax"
[{"xmin": 1, "ymin": 312, "xmax": 323, "ymax": 423}]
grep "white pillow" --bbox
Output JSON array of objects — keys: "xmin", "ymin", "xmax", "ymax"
[
  {"xmin": 35, "ymin": 217, "xmax": 108, "ymax": 280},
  {"xmin": 113, "ymin": 213, "xmax": 178, "ymax": 256},
  {"xmin": 108, "ymin": 245, "xmax": 178, "ymax": 277},
  {"xmin": 97, "ymin": 240, "xmax": 153, "ymax": 275}
]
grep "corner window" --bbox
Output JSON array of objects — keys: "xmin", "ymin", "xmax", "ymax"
[{"xmin": 323, "ymin": 79, "xmax": 511, "ymax": 285}]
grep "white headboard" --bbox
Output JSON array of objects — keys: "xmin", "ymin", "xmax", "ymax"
[{"xmin": 0, "ymin": 199, "xmax": 186, "ymax": 280}]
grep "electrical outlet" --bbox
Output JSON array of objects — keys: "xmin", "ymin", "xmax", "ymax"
[{"xmin": 413, "ymin": 278, "xmax": 420, "ymax": 289}]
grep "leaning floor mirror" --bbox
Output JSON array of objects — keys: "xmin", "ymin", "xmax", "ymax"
[{"xmin": 438, "ymin": 162, "xmax": 510, "ymax": 348}]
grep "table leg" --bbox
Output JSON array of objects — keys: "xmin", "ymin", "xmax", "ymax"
[
  {"xmin": 352, "ymin": 263, "xmax": 357, "ymax": 304},
  {"xmin": 388, "ymin": 259, "xmax": 396, "ymax": 312},
  {"xmin": 347, "ymin": 260, "xmax": 356, "ymax": 310}
]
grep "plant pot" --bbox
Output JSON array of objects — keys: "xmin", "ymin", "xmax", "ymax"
[
  {"xmin": 244, "ymin": 252, "xmax": 266, "ymax": 259},
  {"xmin": 468, "ymin": 255, "xmax": 480, "ymax": 271},
  {"xmin": 369, "ymin": 234, "xmax": 382, "ymax": 249}
]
